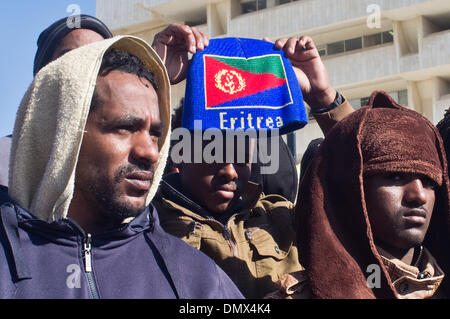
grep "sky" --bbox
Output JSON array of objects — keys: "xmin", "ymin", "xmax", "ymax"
[{"xmin": 0, "ymin": 1, "xmax": 97, "ymax": 137}]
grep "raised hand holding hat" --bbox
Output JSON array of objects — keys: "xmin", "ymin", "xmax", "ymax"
[
  {"xmin": 152, "ymin": 24, "xmax": 209, "ymax": 85},
  {"xmin": 269, "ymin": 36, "xmax": 337, "ymax": 111}
]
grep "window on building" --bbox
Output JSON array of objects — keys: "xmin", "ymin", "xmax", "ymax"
[
  {"xmin": 349, "ymin": 90, "xmax": 408, "ymax": 110},
  {"xmin": 319, "ymin": 30, "xmax": 394, "ymax": 57},
  {"xmin": 386, "ymin": 90, "xmax": 409, "ymax": 106},
  {"xmin": 425, "ymin": 13, "xmax": 450, "ymax": 35},
  {"xmin": 397, "ymin": 90, "xmax": 408, "ymax": 105},
  {"xmin": 317, "ymin": 44, "xmax": 327, "ymax": 57},
  {"xmin": 258, "ymin": 0, "xmax": 267, "ymax": 10},
  {"xmin": 327, "ymin": 41, "xmax": 345, "ymax": 55},
  {"xmin": 363, "ymin": 33, "xmax": 382, "ymax": 47},
  {"xmin": 345, "ymin": 37, "xmax": 363, "ymax": 52},
  {"xmin": 241, "ymin": 0, "xmax": 301, "ymax": 14},
  {"xmin": 360, "ymin": 96, "xmax": 370, "ymax": 107},
  {"xmin": 276, "ymin": 0, "xmax": 292, "ymax": 5},
  {"xmin": 241, "ymin": 0, "xmax": 266, "ymax": 14},
  {"xmin": 241, "ymin": 0, "xmax": 256, "ymax": 13},
  {"xmin": 350, "ymin": 96, "xmax": 374, "ymax": 109},
  {"xmin": 382, "ymin": 30, "xmax": 394, "ymax": 44}
]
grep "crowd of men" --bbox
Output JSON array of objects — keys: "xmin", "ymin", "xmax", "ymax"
[{"xmin": 0, "ymin": 14, "xmax": 449, "ymax": 299}]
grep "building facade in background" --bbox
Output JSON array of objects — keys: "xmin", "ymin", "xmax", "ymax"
[{"xmin": 97, "ymin": 0, "xmax": 450, "ymax": 162}]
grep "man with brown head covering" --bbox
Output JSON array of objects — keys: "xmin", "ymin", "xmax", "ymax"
[{"xmin": 284, "ymin": 91, "xmax": 450, "ymax": 299}]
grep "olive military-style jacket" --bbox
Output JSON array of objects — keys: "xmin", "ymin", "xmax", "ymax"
[
  {"xmin": 153, "ymin": 99, "xmax": 355, "ymax": 298},
  {"xmin": 154, "ymin": 175, "xmax": 302, "ymax": 299}
]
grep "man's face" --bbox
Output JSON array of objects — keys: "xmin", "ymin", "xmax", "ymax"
[
  {"xmin": 179, "ymin": 162, "xmax": 251, "ymax": 215},
  {"xmin": 51, "ymin": 29, "xmax": 105, "ymax": 61},
  {"xmin": 364, "ymin": 172, "xmax": 436, "ymax": 252},
  {"xmin": 74, "ymin": 70, "xmax": 163, "ymax": 221},
  {"xmin": 179, "ymin": 152, "xmax": 251, "ymax": 215}
]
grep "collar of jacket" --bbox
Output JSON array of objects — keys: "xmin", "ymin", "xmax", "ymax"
[
  {"xmin": 8, "ymin": 202, "xmax": 157, "ymax": 244},
  {"xmin": 158, "ymin": 173, "xmax": 263, "ymax": 222},
  {"xmin": 264, "ymin": 270, "xmax": 311, "ymax": 299},
  {"xmin": 0, "ymin": 200, "xmax": 197, "ymax": 298},
  {"xmin": 377, "ymin": 245, "xmax": 445, "ymax": 298}
]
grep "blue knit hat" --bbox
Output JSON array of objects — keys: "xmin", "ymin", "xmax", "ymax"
[{"xmin": 183, "ymin": 38, "xmax": 308, "ymax": 134}]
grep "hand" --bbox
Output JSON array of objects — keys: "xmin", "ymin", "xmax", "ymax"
[
  {"xmin": 264, "ymin": 36, "xmax": 336, "ymax": 110},
  {"xmin": 152, "ymin": 24, "xmax": 209, "ymax": 85}
]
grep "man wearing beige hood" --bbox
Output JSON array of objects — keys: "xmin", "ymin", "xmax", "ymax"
[{"xmin": 0, "ymin": 36, "xmax": 243, "ymax": 299}]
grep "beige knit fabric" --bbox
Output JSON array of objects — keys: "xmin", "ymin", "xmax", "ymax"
[{"xmin": 9, "ymin": 36, "xmax": 171, "ymax": 222}]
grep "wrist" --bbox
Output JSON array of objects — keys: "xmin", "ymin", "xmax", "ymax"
[
  {"xmin": 309, "ymin": 90, "xmax": 344, "ymax": 115},
  {"xmin": 306, "ymin": 87, "xmax": 337, "ymax": 111}
]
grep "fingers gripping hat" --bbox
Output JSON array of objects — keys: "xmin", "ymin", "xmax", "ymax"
[{"xmin": 183, "ymin": 38, "xmax": 307, "ymax": 134}]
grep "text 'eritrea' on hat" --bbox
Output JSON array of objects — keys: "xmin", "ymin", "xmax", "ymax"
[{"xmin": 183, "ymin": 38, "xmax": 308, "ymax": 135}]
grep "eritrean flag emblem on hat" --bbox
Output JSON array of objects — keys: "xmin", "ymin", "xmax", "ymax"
[
  {"xmin": 183, "ymin": 38, "xmax": 308, "ymax": 134},
  {"xmin": 204, "ymin": 54, "xmax": 292, "ymax": 109}
]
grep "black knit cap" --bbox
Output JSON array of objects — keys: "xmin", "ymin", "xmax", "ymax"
[{"xmin": 33, "ymin": 14, "xmax": 113, "ymax": 76}]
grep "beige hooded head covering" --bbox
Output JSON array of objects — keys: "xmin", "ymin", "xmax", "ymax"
[{"xmin": 9, "ymin": 36, "xmax": 171, "ymax": 222}]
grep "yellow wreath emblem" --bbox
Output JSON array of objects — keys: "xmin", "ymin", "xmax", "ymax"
[{"xmin": 215, "ymin": 69, "xmax": 246, "ymax": 95}]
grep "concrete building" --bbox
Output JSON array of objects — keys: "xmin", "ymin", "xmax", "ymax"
[{"xmin": 97, "ymin": 0, "xmax": 450, "ymax": 162}]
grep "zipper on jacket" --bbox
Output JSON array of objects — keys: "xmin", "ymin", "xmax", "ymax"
[
  {"xmin": 203, "ymin": 216, "xmax": 239, "ymax": 258},
  {"xmin": 223, "ymin": 221, "xmax": 239, "ymax": 258},
  {"xmin": 223, "ymin": 224, "xmax": 231, "ymax": 240},
  {"xmin": 414, "ymin": 246, "xmax": 430, "ymax": 279},
  {"xmin": 84, "ymin": 234, "xmax": 93, "ymax": 272},
  {"xmin": 83, "ymin": 233, "xmax": 100, "ymax": 299}
]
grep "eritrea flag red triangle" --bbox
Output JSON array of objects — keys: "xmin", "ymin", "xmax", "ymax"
[{"xmin": 204, "ymin": 55, "xmax": 287, "ymax": 108}]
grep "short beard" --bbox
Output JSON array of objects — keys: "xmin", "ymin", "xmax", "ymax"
[{"xmin": 89, "ymin": 163, "xmax": 154, "ymax": 222}]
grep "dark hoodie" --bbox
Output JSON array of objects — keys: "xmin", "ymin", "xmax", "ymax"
[
  {"xmin": 295, "ymin": 91, "xmax": 450, "ymax": 299},
  {"xmin": 0, "ymin": 199, "xmax": 242, "ymax": 299}
]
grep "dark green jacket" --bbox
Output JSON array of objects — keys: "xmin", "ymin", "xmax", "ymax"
[{"xmin": 154, "ymin": 174, "xmax": 302, "ymax": 298}]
